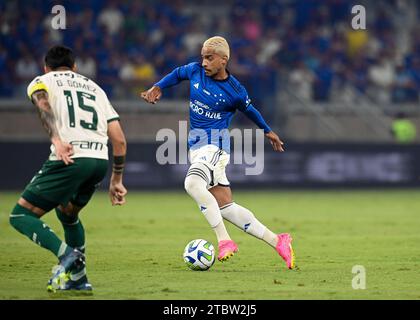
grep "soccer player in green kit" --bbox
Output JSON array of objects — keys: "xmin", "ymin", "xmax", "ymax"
[{"xmin": 9, "ymin": 45, "xmax": 128, "ymax": 291}]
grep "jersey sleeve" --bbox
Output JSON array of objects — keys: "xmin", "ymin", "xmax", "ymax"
[
  {"xmin": 154, "ymin": 62, "xmax": 200, "ymax": 89},
  {"xmin": 235, "ymin": 85, "xmax": 252, "ymax": 112},
  {"xmin": 101, "ymin": 89, "xmax": 119, "ymax": 123},
  {"xmin": 27, "ymin": 76, "xmax": 49, "ymax": 100},
  {"xmin": 175, "ymin": 62, "xmax": 200, "ymax": 80},
  {"xmin": 106, "ymin": 100, "xmax": 120, "ymax": 123},
  {"xmin": 236, "ymin": 86, "xmax": 272, "ymax": 133}
]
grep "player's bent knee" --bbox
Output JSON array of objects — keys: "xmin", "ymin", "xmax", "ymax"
[
  {"xmin": 56, "ymin": 207, "xmax": 79, "ymax": 225},
  {"xmin": 184, "ymin": 175, "xmax": 207, "ymax": 196},
  {"xmin": 17, "ymin": 198, "xmax": 45, "ymax": 217},
  {"xmin": 9, "ymin": 205, "xmax": 21, "ymax": 229},
  {"xmin": 184, "ymin": 163, "xmax": 211, "ymax": 194},
  {"xmin": 213, "ymin": 193, "xmax": 232, "ymax": 208},
  {"xmin": 9, "ymin": 204, "xmax": 37, "ymax": 231},
  {"xmin": 58, "ymin": 203, "xmax": 80, "ymax": 216},
  {"xmin": 58, "ymin": 204, "xmax": 72, "ymax": 215}
]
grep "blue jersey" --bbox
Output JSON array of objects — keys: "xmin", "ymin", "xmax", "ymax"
[{"xmin": 155, "ymin": 62, "xmax": 271, "ymax": 152}]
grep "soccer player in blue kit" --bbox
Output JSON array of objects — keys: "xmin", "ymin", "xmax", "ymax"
[{"xmin": 141, "ymin": 36, "xmax": 295, "ymax": 269}]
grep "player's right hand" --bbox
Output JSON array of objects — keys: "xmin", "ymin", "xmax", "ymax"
[
  {"xmin": 53, "ymin": 140, "xmax": 74, "ymax": 165},
  {"xmin": 141, "ymin": 86, "xmax": 162, "ymax": 104}
]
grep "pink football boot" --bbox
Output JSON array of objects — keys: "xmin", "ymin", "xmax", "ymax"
[
  {"xmin": 217, "ymin": 240, "xmax": 239, "ymax": 262},
  {"xmin": 276, "ymin": 233, "xmax": 296, "ymax": 269}
]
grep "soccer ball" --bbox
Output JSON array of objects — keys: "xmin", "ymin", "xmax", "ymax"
[{"xmin": 183, "ymin": 239, "xmax": 215, "ymax": 271}]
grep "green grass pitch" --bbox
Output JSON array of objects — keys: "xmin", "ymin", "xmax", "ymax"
[{"xmin": 1, "ymin": 190, "xmax": 419, "ymax": 300}]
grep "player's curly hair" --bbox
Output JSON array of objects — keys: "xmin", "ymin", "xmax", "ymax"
[{"xmin": 203, "ymin": 36, "xmax": 230, "ymax": 60}]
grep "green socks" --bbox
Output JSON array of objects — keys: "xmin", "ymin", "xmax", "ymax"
[
  {"xmin": 10, "ymin": 204, "xmax": 88, "ymax": 280},
  {"xmin": 9, "ymin": 204, "xmax": 71, "ymax": 258},
  {"xmin": 55, "ymin": 208, "xmax": 86, "ymax": 280},
  {"xmin": 55, "ymin": 208, "xmax": 85, "ymax": 251}
]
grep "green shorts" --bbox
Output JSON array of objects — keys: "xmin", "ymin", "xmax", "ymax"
[{"xmin": 22, "ymin": 158, "xmax": 108, "ymax": 211}]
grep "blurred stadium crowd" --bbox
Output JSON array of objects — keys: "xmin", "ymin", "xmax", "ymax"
[{"xmin": 1, "ymin": 0, "xmax": 420, "ymax": 108}]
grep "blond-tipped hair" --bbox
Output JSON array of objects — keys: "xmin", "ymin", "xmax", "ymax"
[{"xmin": 203, "ymin": 36, "xmax": 230, "ymax": 60}]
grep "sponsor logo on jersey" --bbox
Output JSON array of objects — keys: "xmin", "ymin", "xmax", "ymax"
[
  {"xmin": 190, "ymin": 100, "xmax": 221, "ymax": 119},
  {"xmin": 70, "ymin": 140, "xmax": 104, "ymax": 151}
]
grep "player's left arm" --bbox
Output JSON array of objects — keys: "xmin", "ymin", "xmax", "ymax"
[
  {"xmin": 237, "ymin": 89, "xmax": 284, "ymax": 152},
  {"xmin": 30, "ymin": 89, "xmax": 74, "ymax": 164},
  {"xmin": 107, "ymin": 120, "xmax": 128, "ymax": 206},
  {"xmin": 241, "ymin": 104, "xmax": 284, "ymax": 152},
  {"xmin": 103, "ymin": 91, "xmax": 127, "ymax": 206}
]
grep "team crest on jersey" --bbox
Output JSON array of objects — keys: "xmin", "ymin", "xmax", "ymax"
[{"xmin": 194, "ymin": 83, "xmax": 199, "ymax": 89}]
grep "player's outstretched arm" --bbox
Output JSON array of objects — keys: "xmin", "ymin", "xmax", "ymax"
[
  {"xmin": 107, "ymin": 120, "xmax": 128, "ymax": 206},
  {"xmin": 31, "ymin": 90, "xmax": 74, "ymax": 165},
  {"xmin": 240, "ymin": 103, "xmax": 285, "ymax": 152},
  {"xmin": 140, "ymin": 63, "xmax": 196, "ymax": 104}
]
